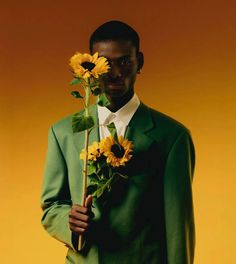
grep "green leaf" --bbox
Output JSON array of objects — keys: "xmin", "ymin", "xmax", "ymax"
[
  {"xmin": 70, "ymin": 78, "xmax": 82, "ymax": 85},
  {"xmin": 72, "ymin": 114, "xmax": 95, "ymax": 132},
  {"xmin": 87, "ymin": 177, "xmax": 107, "ymax": 200},
  {"xmin": 97, "ymin": 93, "xmax": 110, "ymax": 107},
  {"xmin": 95, "ymin": 183, "xmax": 108, "ymax": 199},
  {"xmin": 96, "ymin": 177, "xmax": 114, "ymax": 198},
  {"xmin": 87, "ymin": 170, "xmax": 128, "ymax": 201},
  {"xmin": 87, "ymin": 164, "xmax": 97, "ymax": 176},
  {"xmin": 95, "ymin": 186, "xmax": 106, "ymax": 198},
  {"xmin": 71, "ymin": 90, "xmax": 83, "ymax": 99},
  {"xmin": 107, "ymin": 122, "xmax": 119, "ymax": 145}
]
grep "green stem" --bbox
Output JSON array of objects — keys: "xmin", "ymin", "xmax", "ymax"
[
  {"xmin": 85, "ymin": 78, "xmax": 91, "ymax": 117},
  {"xmin": 78, "ymin": 78, "xmax": 91, "ymax": 251}
]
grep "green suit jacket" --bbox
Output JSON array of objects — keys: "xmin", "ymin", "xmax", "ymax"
[{"xmin": 40, "ymin": 102, "xmax": 195, "ymax": 264}]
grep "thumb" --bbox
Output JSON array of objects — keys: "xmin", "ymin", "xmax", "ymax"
[{"xmin": 85, "ymin": 195, "xmax": 93, "ymax": 208}]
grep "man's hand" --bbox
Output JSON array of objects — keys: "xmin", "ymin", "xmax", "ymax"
[{"xmin": 69, "ymin": 195, "xmax": 93, "ymax": 235}]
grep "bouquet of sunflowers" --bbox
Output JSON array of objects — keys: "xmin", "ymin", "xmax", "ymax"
[{"xmin": 80, "ymin": 128, "xmax": 133, "ymax": 202}]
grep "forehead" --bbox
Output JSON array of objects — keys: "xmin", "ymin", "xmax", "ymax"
[{"xmin": 92, "ymin": 40, "xmax": 136, "ymax": 59}]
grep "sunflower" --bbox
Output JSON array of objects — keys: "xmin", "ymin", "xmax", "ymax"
[
  {"xmin": 80, "ymin": 141, "xmax": 101, "ymax": 161},
  {"xmin": 100, "ymin": 135, "xmax": 133, "ymax": 167},
  {"xmin": 69, "ymin": 52, "xmax": 110, "ymax": 79}
]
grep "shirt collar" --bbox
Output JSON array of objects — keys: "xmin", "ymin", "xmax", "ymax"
[{"xmin": 97, "ymin": 93, "xmax": 140, "ymax": 126}]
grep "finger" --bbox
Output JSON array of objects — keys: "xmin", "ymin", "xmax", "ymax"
[
  {"xmin": 72, "ymin": 204, "xmax": 89, "ymax": 214},
  {"xmin": 69, "ymin": 218, "xmax": 89, "ymax": 229},
  {"xmin": 85, "ymin": 195, "xmax": 93, "ymax": 208},
  {"xmin": 69, "ymin": 211, "xmax": 90, "ymax": 222},
  {"xmin": 69, "ymin": 225, "xmax": 86, "ymax": 234}
]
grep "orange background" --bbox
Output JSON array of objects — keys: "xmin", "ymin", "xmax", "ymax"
[{"xmin": 1, "ymin": 0, "xmax": 236, "ymax": 263}]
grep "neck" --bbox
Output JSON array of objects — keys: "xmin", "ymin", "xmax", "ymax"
[{"xmin": 106, "ymin": 90, "xmax": 134, "ymax": 112}]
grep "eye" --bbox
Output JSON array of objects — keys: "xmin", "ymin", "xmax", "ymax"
[{"xmin": 119, "ymin": 57, "xmax": 132, "ymax": 66}]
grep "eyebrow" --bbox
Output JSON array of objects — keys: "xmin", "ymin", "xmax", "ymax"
[{"xmin": 99, "ymin": 55, "xmax": 132, "ymax": 60}]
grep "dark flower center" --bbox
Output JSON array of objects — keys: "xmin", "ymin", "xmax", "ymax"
[
  {"xmin": 81, "ymin": 62, "xmax": 96, "ymax": 71},
  {"xmin": 111, "ymin": 144, "xmax": 125, "ymax": 158}
]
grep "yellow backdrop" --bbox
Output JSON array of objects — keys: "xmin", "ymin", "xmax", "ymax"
[{"xmin": 1, "ymin": 0, "xmax": 235, "ymax": 263}]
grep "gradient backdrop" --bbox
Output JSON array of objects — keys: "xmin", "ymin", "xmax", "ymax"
[{"xmin": 1, "ymin": 0, "xmax": 236, "ymax": 263}]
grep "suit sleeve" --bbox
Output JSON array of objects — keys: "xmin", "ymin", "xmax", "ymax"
[
  {"xmin": 164, "ymin": 130, "xmax": 195, "ymax": 264},
  {"xmin": 40, "ymin": 126, "xmax": 77, "ymax": 251}
]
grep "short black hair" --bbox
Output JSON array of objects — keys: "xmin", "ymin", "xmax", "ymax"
[{"xmin": 89, "ymin": 20, "xmax": 140, "ymax": 53}]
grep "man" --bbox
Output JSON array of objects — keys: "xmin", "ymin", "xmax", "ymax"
[{"xmin": 41, "ymin": 20, "xmax": 195, "ymax": 264}]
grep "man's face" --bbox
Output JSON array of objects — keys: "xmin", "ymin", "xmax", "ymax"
[{"xmin": 92, "ymin": 40, "xmax": 143, "ymax": 101}]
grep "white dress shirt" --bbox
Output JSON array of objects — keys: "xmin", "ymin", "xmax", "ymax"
[{"xmin": 97, "ymin": 94, "xmax": 140, "ymax": 139}]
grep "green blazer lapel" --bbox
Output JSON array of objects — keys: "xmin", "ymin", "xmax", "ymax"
[
  {"xmin": 72, "ymin": 105, "xmax": 99, "ymax": 167},
  {"xmin": 125, "ymin": 102, "xmax": 155, "ymax": 154}
]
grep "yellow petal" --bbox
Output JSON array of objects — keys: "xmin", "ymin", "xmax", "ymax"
[
  {"xmin": 92, "ymin": 52, "xmax": 99, "ymax": 61},
  {"xmin": 83, "ymin": 53, "xmax": 93, "ymax": 62}
]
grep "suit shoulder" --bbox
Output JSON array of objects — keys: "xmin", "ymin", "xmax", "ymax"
[
  {"xmin": 52, "ymin": 113, "xmax": 73, "ymax": 131},
  {"xmin": 147, "ymin": 105, "xmax": 191, "ymax": 136}
]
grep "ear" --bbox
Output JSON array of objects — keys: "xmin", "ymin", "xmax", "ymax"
[{"xmin": 137, "ymin": 52, "xmax": 144, "ymax": 73}]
